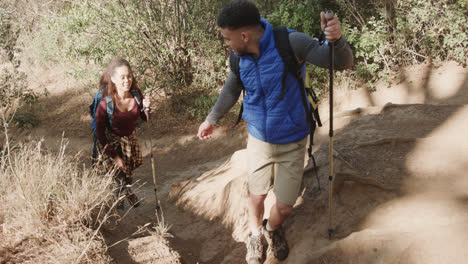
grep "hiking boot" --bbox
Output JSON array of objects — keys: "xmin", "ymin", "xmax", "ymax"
[
  {"xmin": 263, "ymin": 219, "xmax": 289, "ymax": 261},
  {"xmin": 246, "ymin": 232, "xmax": 263, "ymax": 264},
  {"xmin": 126, "ymin": 191, "xmax": 140, "ymax": 208},
  {"xmin": 116, "ymin": 198, "xmax": 125, "ymax": 210},
  {"xmin": 114, "ymin": 187, "xmax": 125, "ymax": 210}
]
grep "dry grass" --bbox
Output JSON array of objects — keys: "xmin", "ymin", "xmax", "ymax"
[
  {"xmin": 0, "ymin": 111, "xmax": 116, "ymax": 263},
  {"xmin": 151, "ymin": 203, "xmax": 173, "ymax": 239}
]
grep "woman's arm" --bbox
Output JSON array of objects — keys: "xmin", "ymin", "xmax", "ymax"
[{"xmin": 95, "ymin": 98, "xmax": 118, "ymax": 158}]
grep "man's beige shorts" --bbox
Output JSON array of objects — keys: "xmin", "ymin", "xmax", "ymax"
[{"xmin": 246, "ymin": 134, "xmax": 307, "ymax": 206}]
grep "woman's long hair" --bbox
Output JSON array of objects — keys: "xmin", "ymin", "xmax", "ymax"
[{"xmin": 99, "ymin": 58, "xmax": 141, "ymax": 97}]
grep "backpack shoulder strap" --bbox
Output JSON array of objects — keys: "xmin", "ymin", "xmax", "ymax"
[
  {"xmin": 90, "ymin": 90, "xmax": 103, "ymax": 133},
  {"xmin": 90, "ymin": 90, "xmax": 104, "ymax": 161},
  {"xmin": 130, "ymin": 89, "xmax": 144, "ymax": 130},
  {"xmin": 130, "ymin": 89, "xmax": 142, "ymax": 108},
  {"xmin": 106, "ymin": 95, "xmax": 114, "ymax": 128},
  {"xmin": 274, "ymin": 27, "xmax": 319, "ymax": 157},
  {"xmin": 90, "ymin": 91, "xmax": 102, "ymax": 117},
  {"xmin": 273, "ymin": 27, "xmax": 301, "ymax": 75},
  {"xmin": 273, "ymin": 27, "xmax": 303, "ymax": 100},
  {"xmin": 229, "ymin": 51, "xmax": 240, "ymax": 79}
]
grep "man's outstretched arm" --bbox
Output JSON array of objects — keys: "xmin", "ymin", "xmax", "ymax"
[{"xmin": 198, "ymin": 72, "xmax": 243, "ymax": 139}]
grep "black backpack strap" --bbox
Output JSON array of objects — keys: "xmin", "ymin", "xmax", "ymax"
[
  {"xmin": 273, "ymin": 27, "xmax": 313, "ymax": 130},
  {"xmin": 130, "ymin": 89, "xmax": 144, "ymax": 130},
  {"xmin": 273, "ymin": 27, "xmax": 312, "ymax": 128},
  {"xmin": 229, "ymin": 51, "xmax": 246, "ymax": 127},
  {"xmin": 273, "ymin": 27, "xmax": 303, "ymax": 99},
  {"xmin": 130, "ymin": 89, "xmax": 142, "ymax": 108},
  {"xmin": 229, "ymin": 51, "xmax": 240, "ymax": 78},
  {"xmin": 273, "ymin": 27, "xmax": 318, "ymax": 134}
]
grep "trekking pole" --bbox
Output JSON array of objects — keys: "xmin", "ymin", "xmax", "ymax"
[
  {"xmin": 145, "ymin": 107, "xmax": 161, "ymax": 212},
  {"xmin": 325, "ymin": 10, "xmax": 335, "ymax": 240}
]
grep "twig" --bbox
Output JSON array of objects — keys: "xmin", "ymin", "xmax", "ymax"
[
  {"xmin": 378, "ymin": 49, "xmax": 390, "ymax": 72},
  {"xmin": 107, "ymin": 222, "xmax": 152, "ymax": 248},
  {"xmin": 404, "ymin": 49, "xmax": 428, "ymax": 59}
]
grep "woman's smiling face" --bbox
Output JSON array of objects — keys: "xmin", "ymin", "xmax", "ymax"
[{"xmin": 111, "ymin": 65, "xmax": 133, "ymax": 93}]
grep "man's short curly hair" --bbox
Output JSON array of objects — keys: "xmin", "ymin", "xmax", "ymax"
[{"xmin": 217, "ymin": 0, "xmax": 260, "ymax": 29}]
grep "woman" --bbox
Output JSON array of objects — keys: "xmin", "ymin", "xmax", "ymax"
[{"xmin": 95, "ymin": 58, "xmax": 151, "ymax": 209}]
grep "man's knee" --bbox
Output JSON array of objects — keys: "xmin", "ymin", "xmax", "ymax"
[
  {"xmin": 276, "ymin": 201, "xmax": 293, "ymax": 216},
  {"xmin": 249, "ymin": 193, "xmax": 267, "ymax": 206}
]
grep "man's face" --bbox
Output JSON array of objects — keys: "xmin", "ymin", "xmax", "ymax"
[{"xmin": 219, "ymin": 27, "xmax": 248, "ymax": 56}]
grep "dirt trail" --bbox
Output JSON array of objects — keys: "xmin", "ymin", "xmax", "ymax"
[
  {"xmin": 21, "ymin": 61, "xmax": 468, "ymax": 263},
  {"xmin": 167, "ymin": 62, "xmax": 468, "ymax": 263}
]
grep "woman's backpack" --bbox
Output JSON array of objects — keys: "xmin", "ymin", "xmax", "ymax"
[{"xmin": 89, "ymin": 89, "xmax": 142, "ymax": 161}]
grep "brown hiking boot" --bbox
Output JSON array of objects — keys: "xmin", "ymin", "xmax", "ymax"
[
  {"xmin": 116, "ymin": 198, "xmax": 125, "ymax": 210},
  {"xmin": 246, "ymin": 232, "xmax": 263, "ymax": 264},
  {"xmin": 263, "ymin": 219, "xmax": 289, "ymax": 261},
  {"xmin": 126, "ymin": 191, "xmax": 140, "ymax": 208}
]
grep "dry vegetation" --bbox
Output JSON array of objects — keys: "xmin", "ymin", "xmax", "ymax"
[{"xmin": 0, "ymin": 111, "xmax": 117, "ymax": 263}]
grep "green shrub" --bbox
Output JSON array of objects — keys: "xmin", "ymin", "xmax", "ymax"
[
  {"xmin": 345, "ymin": 15, "xmax": 391, "ymax": 87},
  {"xmin": 394, "ymin": 0, "xmax": 467, "ymax": 65},
  {"xmin": 12, "ymin": 111, "xmax": 40, "ymax": 129},
  {"xmin": 187, "ymin": 94, "xmax": 219, "ymax": 121},
  {"xmin": 31, "ymin": 0, "xmax": 228, "ymax": 94},
  {"xmin": 0, "ymin": 6, "xmax": 20, "ymax": 65},
  {"xmin": 0, "ymin": 67, "xmax": 43, "ymax": 129},
  {"xmin": 267, "ymin": 0, "xmax": 324, "ymax": 37},
  {"xmin": 339, "ymin": 0, "xmax": 466, "ymax": 88},
  {"xmin": 0, "ymin": 68, "xmax": 38, "ymax": 107},
  {"xmin": 306, "ymin": 65, "xmax": 328, "ymax": 97}
]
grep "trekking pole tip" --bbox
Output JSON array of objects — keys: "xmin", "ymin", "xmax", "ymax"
[
  {"xmin": 328, "ymin": 228, "xmax": 334, "ymax": 239},
  {"xmin": 155, "ymin": 200, "xmax": 162, "ymax": 213}
]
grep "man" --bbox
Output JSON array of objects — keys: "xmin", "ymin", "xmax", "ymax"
[{"xmin": 197, "ymin": 1, "xmax": 353, "ymax": 263}]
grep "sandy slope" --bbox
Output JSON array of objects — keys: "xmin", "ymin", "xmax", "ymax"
[
  {"xmin": 167, "ymin": 62, "xmax": 468, "ymax": 263},
  {"xmin": 18, "ymin": 61, "xmax": 468, "ymax": 263}
]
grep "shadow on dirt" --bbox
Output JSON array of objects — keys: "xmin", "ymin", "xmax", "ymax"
[{"xmin": 289, "ymin": 66, "xmax": 468, "ymax": 263}]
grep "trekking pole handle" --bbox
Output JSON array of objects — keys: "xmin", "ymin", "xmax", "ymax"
[
  {"xmin": 325, "ymin": 11, "xmax": 334, "ymax": 23},
  {"xmin": 144, "ymin": 107, "xmax": 151, "ymax": 122},
  {"xmin": 324, "ymin": 11, "xmax": 336, "ymax": 44}
]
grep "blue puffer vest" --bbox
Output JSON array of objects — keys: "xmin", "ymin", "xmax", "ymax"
[{"xmin": 237, "ymin": 18, "xmax": 309, "ymax": 144}]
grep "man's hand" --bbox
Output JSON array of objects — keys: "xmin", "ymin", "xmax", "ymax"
[
  {"xmin": 320, "ymin": 11, "xmax": 342, "ymax": 42},
  {"xmin": 197, "ymin": 120, "xmax": 215, "ymax": 140}
]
